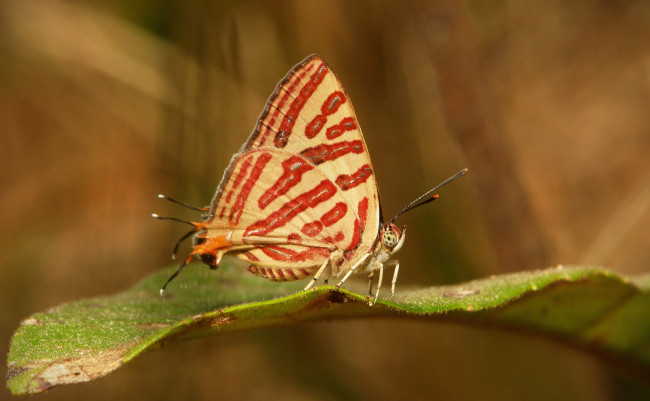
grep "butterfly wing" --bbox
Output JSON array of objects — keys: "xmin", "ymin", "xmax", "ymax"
[{"xmin": 195, "ymin": 55, "xmax": 381, "ymax": 279}]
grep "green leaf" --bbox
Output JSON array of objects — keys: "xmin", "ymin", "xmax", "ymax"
[{"xmin": 7, "ymin": 262, "xmax": 650, "ymax": 395}]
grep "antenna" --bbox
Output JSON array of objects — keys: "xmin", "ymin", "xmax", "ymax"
[
  {"xmin": 171, "ymin": 228, "xmax": 197, "ymax": 260},
  {"xmin": 154, "ymin": 194, "xmax": 204, "ymax": 258},
  {"xmin": 151, "ymin": 214, "xmax": 197, "ymax": 228},
  {"xmin": 160, "ymin": 254, "xmax": 193, "ymax": 295},
  {"xmin": 153, "ymin": 194, "xmax": 205, "ymax": 293},
  {"xmin": 157, "ymin": 194, "xmax": 207, "ymax": 212},
  {"xmin": 389, "ymin": 168, "xmax": 468, "ymax": 223}
]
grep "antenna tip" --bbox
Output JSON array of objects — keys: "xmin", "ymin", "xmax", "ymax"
[
  {"xmin": 152, "ymin": 213, "xmax": 159, "ymax": 218},
  {"xmin": 432, "ymin": 194, "xmax": 440, "ymax": 200},
  {"xmin": 157, "ymin": 194, "xmax": 165, "ymax": 199},
  {"xmin": 159, "ymin": 288, "xmax": 165, "ymax": 296}
]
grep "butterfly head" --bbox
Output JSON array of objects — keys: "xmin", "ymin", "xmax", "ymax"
[{"xmin": 379, "ymin": 223, "xmax": 406, "ymax": 254}]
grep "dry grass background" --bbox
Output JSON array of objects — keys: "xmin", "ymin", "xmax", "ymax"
[{"xmin": 1, "ymin": 0, "xmax": 649, "ymax": 400}]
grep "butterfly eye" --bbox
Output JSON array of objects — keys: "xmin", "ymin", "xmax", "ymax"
[{"xmin": 382, "ymin": 230, "xmax": 399, "ymax": 249}]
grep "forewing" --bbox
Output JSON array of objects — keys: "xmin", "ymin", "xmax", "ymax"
[{"xmin": 204, "ymin": 55, "xmax": 381, "ymax": 269}]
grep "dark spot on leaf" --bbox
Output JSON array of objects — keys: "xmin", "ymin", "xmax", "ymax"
[
  {"xmin": 328, "ymin": 291, "xmax": 346, "ymax": 303},
  {"xmin": 37, "ymin": 377, "xmax": 53, "ymax": 392},
  {"xmin": 6, "ymin": 365, "xmax": 29, "ymax": 381}
]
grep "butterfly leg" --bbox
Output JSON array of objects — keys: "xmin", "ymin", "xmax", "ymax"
[
  {"xmin": 367, "ymin": 272, "xmax": 375, "ymax": 297},
  {"xmin": 335, "ymin": 252, "xmax": 371, "ymax": 290},
  {"xmin": 303, "ymin": 249, "xmax": 342, "ymax": 291},
  {"xmin": 391, "ymin": 260, "xmax": 400, "ymax": 298},
  {"xmin": 303, "ymin": 257, "xmax": 331, "ymax": 291},
  {"xmin": 369, "ymin": 263, "xmax": 384, "ymax": 306}
]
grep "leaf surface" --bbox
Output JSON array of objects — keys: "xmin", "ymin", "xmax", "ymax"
[{"xmin": 7, "ymin": 262, "xmax": 650, "ymax": 395}]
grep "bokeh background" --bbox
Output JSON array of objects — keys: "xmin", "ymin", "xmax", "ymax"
[{"xmin": 2, "ymin": 0, "xmax": 649, "ymax": 400}]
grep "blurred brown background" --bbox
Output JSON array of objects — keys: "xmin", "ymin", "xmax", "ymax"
[{"xmin": 2, "ymin": 0, "xmax": 649, "ymax": 400}]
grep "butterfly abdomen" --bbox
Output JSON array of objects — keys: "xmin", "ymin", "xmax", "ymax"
[{"xmin": 247, "ymin": 265, "xmax": 317, "ymax": 281}]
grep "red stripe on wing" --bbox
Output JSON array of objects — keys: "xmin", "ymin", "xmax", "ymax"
[
  {"xmin": 300, "ymin": 140, "xmax": 364, "ymax": 165},
  {"xmin": 220, "ymin": 155, "xmax": 254, "ymax": 219},
  {"xmin": 256, "ymin": 64, "xmax": 314, "ymax": 148},
  {"xmin": 274, "ymin": 62, "xmax": 329, "ymax": 148},
  {"xmin": 301, "ymin": 221, "xmax": 323, "ymax": 237},
  {"xmin": 305, "ymin": 115, "xmax": 327, "ymax": 139},
  {"xmin": 346, "ymin": 197, "xmax": 369, "ymax": 251},
  {"xmin": 320, "ymin": 91, "xmax": 345, "ymax": 115},
  {"xmin": 258, "ymin": 156, "xmax": 313, "ymax": 210},
  {"xmin": 326, "ymin": 117, "xmax": 357, "ymax": 140},
  {"xmin": 286, "ymin": 268, "xmax": 299, "ymax": 280},
  {"xmin": 305, "ymin": 91, "xmax": 347, "ymax": 139},
  {"xmin": 300, "ymin": 201, "xmax": 347, "ymax": 240},
  {"xmin": 258, "ymin": 245, "xmax": 330, "ymax": 262},
  {"xmin": 244, "ymin": 179, "xmax": 337, "ymax": 237},
  {"xmin": 321, "ymin": 202, "xmax": 348, "ymax": 227},
  {"xmin": 247, "ymin": 265, "xmax": 313, "ymax": 281},
  {"xmin": 324, "ymin": 231, "xmax": 345, "ymax": 244},
  {"xmin": 229, "ymin": 152, "xmax": 272, "ymax": 225},
  {"xmin": 287, "ymin": 233, "xmax": 302, "ymax": 244},
  {"xmin": 335, "ymin": 164, "xmax": 373, "ymax": 191}
]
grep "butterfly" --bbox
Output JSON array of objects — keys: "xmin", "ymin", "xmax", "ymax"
[{"xmin": 155, "ymin": 55, "xmax": 467, "ymax": 305}]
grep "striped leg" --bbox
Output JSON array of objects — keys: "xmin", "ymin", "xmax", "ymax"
[
  {"xmin": 391, "ymin": 261, "xmax": 400, "ymax": 297},
  {"xmin": 335, "ymin": 253, "xmax": 371, "ymax": 290},
  {"xmin": 303, "ymin": 257, "xmax": 331, "ymax": 291},
  {"xmin": 367, "ymin": 271, "xmax": 375, "ymax": 296},
  {"xmin": 370, "ymin": 263, "xmax": 384, "ymax": 306}
]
